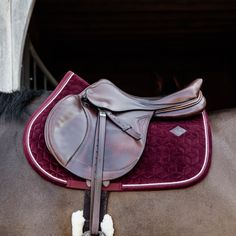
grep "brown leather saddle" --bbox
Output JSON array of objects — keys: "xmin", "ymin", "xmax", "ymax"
[{"xmin": 44, "ymin": 77, "xmax": 206, "ymax": 235}]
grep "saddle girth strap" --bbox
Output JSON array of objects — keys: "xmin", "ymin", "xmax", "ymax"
[{"xmin": 90, "ymin": 110, "xmax": 107, "ymax": 235}]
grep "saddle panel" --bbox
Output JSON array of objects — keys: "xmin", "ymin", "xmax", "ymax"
[{"xmin": 45, "ymin": 93, "xmax": 153, "ymax": 180}]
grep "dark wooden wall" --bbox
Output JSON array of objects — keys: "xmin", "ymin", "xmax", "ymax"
[{"xmin": 29, "ymin": 0, "xmax": 236, "ymax": 110}]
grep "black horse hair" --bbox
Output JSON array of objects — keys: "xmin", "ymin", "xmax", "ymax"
[{"xmin": 0, "ymin": 90, "xmax": 43, "ymax": 121}]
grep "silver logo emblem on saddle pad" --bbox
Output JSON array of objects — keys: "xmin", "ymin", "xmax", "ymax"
[{"xmin": 170, "ymin": 126, "xmax": 187, "ymax": 137}]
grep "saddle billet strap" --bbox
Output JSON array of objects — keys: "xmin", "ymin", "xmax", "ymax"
[{"xmin": 90, "ymin": 110, "xmax": 107, "ymax": 235}]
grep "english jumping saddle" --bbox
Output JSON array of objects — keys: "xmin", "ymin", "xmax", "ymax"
[{"xmin": 44, "ymin": 78, "xmax": 206, "ymax": 235}]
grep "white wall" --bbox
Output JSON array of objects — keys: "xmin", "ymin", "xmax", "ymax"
[{"xmin": 0, "ymin": 0, "xmax": 36, "ymax": 92}]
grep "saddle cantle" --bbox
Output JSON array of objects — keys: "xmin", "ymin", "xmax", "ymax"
[{"xmin": 43, "ymin": 74, "xmax": 206, "ymax": 235}]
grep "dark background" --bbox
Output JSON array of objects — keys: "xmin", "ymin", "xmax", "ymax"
[{"xmin": 29, "ymin": 0, "xmax": 236, "ymax": 111}]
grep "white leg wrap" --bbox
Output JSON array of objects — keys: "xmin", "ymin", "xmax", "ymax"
[
  {"xmin": 71, "ymin": 210, "xmax": 85, "ymax": 236},
  {"xmin": 100, "ymin": 214, "xmax": 114, "ymax": 236}
]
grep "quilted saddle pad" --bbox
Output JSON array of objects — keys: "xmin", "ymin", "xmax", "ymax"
[{"xmin": 23, "ymin": 71, "xmax": 212, "ymax": 191}]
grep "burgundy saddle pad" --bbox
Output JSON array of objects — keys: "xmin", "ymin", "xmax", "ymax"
[{"xmin": 23, "ymin": 71, "xmax": 212, "ymax": 191}]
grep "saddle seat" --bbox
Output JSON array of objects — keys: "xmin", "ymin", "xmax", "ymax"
[{"xmin": 85, "ymin": 78, "xmax": 204, "ymax": 117}]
